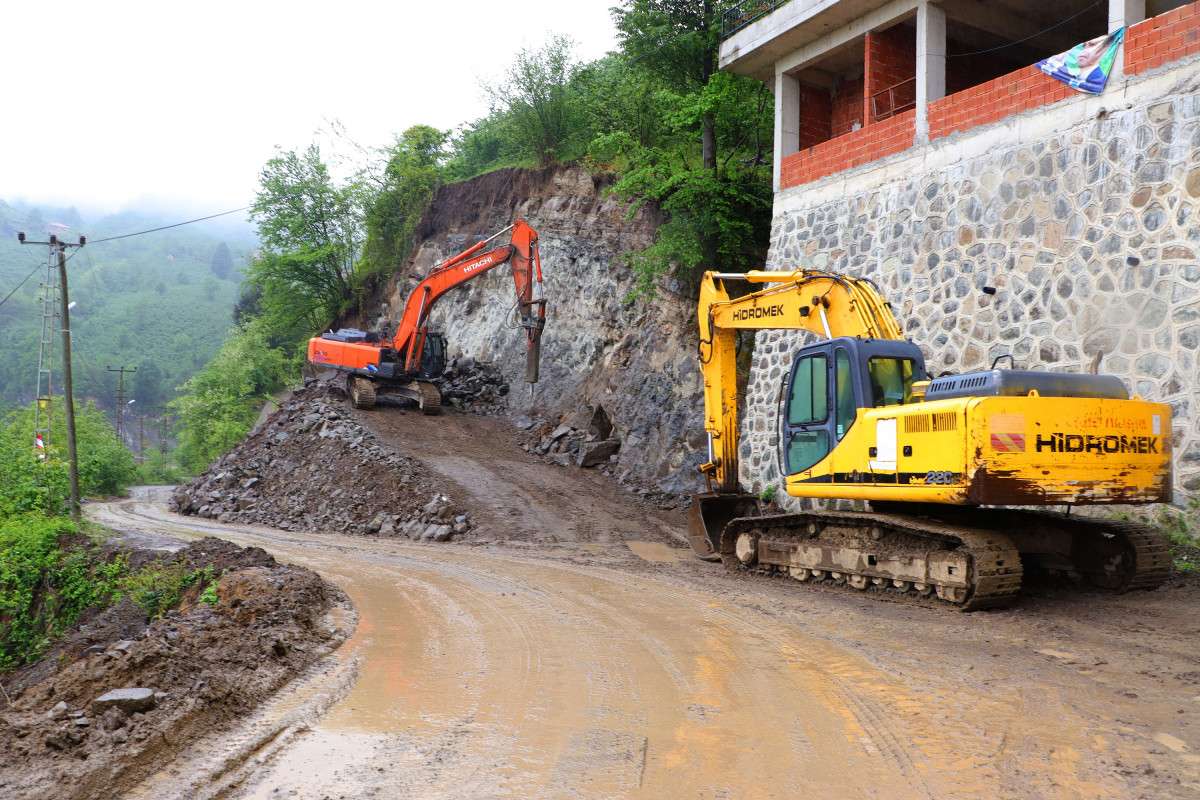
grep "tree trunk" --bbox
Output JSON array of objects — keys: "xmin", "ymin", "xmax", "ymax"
[{"xmin": 702, "ymin": 114, "xmax": 716, "ymax": 172}]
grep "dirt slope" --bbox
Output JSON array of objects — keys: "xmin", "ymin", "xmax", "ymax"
[{"xmin": 0, "ymin": 538, "xmax": 350, "ymax": 800}]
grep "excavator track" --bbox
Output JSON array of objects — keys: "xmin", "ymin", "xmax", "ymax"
[
  {"xmin": 349, "ymin": 377, "xmax": 377, "ymax": 410},
  {"xmin": 877, "ymin": 506, "xmax": 1172, "ymax": 594},
  {"xmin": 719, "ymin": 511, "xmax": 1023, "ymax": 611},
  {"xmin": 415, "ymin": 380, "xmax": 442, "ymax": 415}
]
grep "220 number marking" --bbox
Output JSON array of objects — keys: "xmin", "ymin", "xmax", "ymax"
[{"xmin": 924, "ymin": 471, "xmax": 956, "ymax": 485}]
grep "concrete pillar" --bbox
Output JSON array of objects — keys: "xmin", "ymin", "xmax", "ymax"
[
  {"xmin": 1108, "ymin": 0, "xmax": 1145, "ymax": 84},
  {"xmin": 915, "ymin": 0, "xmax": 946, "ymax": 143},
  {"xmin": 1109, "ymin": 0, "xmax": 1145, "ymax": 30},
  {"xmin": 774, "ymin": 70, "xmax": 801, "ymax": 192}
]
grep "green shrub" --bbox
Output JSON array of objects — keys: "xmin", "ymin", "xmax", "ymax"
[
  {"xmin": 0, "ymin": 402, "xmax": 137, "ymax": 516},
  {"xmin": 0, "ymin": 515, "xmax": 124, "ymax": 670}
]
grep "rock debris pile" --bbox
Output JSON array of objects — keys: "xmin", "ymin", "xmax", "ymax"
[
  {"xmin": 520, "ymin": 402, "xmax": 686, "ymax": 509},
  {"xmin": 439, "ymin": 356, "xmax": 510, "ymax": 414},
  {"xmin": 171, "ymin": 385, "xmax": 472, "ymax": 539},
  {"xmin": 521, "ymin": 404, "xmax": 622, "ymax": 469}
]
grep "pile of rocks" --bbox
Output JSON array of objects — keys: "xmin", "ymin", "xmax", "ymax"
[
  {"xmin": 365, "ymin": 494, "xmax": 470, "ymax": 542},
  {"xmin": 521, "ymin": 404, "xmax": 622, "ymax": 470},
  {"xmin": 170, "ymin": 385, "xmax": 471, "ymax": 539},
  {"xmin": 439, "ymin": 357, "xmax": 509, "ymax": 414}
]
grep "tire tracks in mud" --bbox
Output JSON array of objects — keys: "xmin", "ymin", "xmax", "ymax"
[{"xmin": 94, "ymin": 477, "xmax": 1200, "ymax": 800}]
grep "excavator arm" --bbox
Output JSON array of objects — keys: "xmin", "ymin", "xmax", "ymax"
[
  {"xmin": 393, "ymin": 219, "xmax": 546, "ymax": 381},
  {"xmin": 698, "ymin": 270, "xmax": 902, "ymax": 493}
]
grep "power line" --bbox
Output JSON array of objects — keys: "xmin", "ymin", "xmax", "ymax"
[
  {"xmin": 945, "ymin": 1, "xmax": 1106, "ymax": 59},
  {"xmin": 87, "ymin": 206, "xmax": 249, "ymax": 244},
  {"xmin": 0, "ymin": 260, "xmax": 44, "ymax": 310}
]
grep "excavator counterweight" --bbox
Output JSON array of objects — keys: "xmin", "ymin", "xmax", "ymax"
[{"xmin": 692, "ymin": 269, "xmax": 1173, "ymax": 608}]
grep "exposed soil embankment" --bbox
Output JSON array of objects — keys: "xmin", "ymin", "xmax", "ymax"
[
  {"xmin": 347, "ymin": 166, "xmax": 707, "ymax": 497},
  {"xmin": 0, "ymin": 536, "xmax": 347, "ymax": 800},
  {"xmin": 172, "ymin": 384, "xmax": 473, "ymax": 540}
]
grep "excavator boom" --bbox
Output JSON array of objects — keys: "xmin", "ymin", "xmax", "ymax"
[{"xmin": 307, "ymin": 219, "xmax": 546, "ymax": 412}]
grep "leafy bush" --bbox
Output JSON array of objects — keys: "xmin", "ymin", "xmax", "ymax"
[
  {"xmin": 0, "ymin": 515, "xmax": 124, "ymax": 670},
  {"xmin": 169, "ymin": 319, "xmax": 295, "ymax": 473},
  {"xmin": 0, "ymin": 402, "xmax": 137, "ymax": 516},
  {"xmin": 118, "ymin": 563, "xmax": 215, "ymax": 619}
]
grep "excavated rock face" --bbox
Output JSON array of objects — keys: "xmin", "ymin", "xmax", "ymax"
[
  {"xmin": 347, "ymin": 166, "xmax": 706, "ymax": 496},
  {"xmin": 170, "ymin": 384, "xmax": 472, "ymax": 538}
]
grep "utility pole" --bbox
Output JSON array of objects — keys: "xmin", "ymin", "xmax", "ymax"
[
  {"xmin": 107, "ymin": 365, "xmax": 136, "ymax": 441},
  {"xmin": 137, "ymin": 414, "xmax": 145, "ymax": 464},
  {"xmin": 32, "ymin": 247, "xmax": 59, "ymax": 457},
  {"xmin": 19, "ymin": 231, "xmax": 85, "ymax": 520}
]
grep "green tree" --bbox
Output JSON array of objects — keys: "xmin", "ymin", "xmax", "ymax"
[
  {"xmin": 168, "ymin": 320, "xmax": 293, "ymax": 472},
  {"xmin": 249, "ymin": 145, "xmax": 363, "ymax": 337},
  {"xmin": 614, "ymin": 0, "xmax": 721, "ymax": 170},
  {"xmin": 485, "ymin": 35, "xmax": 583, "ymax": 166},
  {"xmin": 0, "ymin": 402, "xmax": 136, "ymax": 516},
  {"xmin": 601, "ymin": 0, "xmax": 773, "ymax": 293},
  {"xmin": 209, "ymin": 241, "xmax": 234, "ymax": 279},
  {"xmin": 133, "ymin": 360, "xmax": 165, "ymax": 408},
  {"xmin": 363, "ymin": 125, "xmax": 447, "ymax": 274}
]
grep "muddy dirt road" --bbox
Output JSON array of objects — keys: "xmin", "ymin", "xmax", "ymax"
[{"xmin": 90, "ymin": 412, "xmax": 1200, "ymax": 800}]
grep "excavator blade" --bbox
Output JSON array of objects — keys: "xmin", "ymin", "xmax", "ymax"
[{"xmin": 688, "ymin": 492, "xmax": 759, "ymax": 561}]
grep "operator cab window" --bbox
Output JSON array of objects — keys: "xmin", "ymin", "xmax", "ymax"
[
  {"xmin": 835, "ymin": 349, "xmax": 855, "ymax": 440},
  {"xmin": 785, "ymin": 353, "xmax": 830, "ymax": 474},
  {"xmin": 867, "ymin": 357, "xmax": 918, "ymax": 407},
  {"xmin": 788, "ymin": 354, "xmax": 827, "ymax": 424}
]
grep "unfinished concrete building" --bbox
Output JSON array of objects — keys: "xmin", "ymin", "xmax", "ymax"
[{"xmin": 722, "ymin": 0, "xmax": 1200, "ymax": 500}]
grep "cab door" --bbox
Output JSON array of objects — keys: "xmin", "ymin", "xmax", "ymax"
[{"xmin": 782, "ymin": 345, "xmax": 835, "ymax": 476}]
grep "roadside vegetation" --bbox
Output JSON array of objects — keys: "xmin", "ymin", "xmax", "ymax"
[
  {"xmin": 1158, "ymin": 499, "xmax": 1200, "ymax": 573},
  {"xmin": 0, "ymin": 404, "xmax": 221, "ymax": 671}
]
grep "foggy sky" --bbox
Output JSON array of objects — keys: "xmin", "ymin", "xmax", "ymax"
[{"xmin": 2, "ymin": 1, "xmax": 618, "ymax": 216}]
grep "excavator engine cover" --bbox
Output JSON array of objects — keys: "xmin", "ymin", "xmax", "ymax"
[
  {"xmin": 924, "ymin": 369, "xmax": 1129, "ymax": 401},
  {"xmin": 688, "ymin": 493, "xmax": 760, "ymax": 561}
]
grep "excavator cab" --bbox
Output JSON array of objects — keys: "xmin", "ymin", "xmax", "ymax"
[
  {"xmin": 780, "ymin": 338, "xmax": 926, "ymax": 476},
  {"xmin": 417, "ymin": 332, "xmax": 446, "ymax": 380}
]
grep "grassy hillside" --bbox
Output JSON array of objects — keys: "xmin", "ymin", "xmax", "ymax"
[{"xmin": 0, "ymin": 200, "xmax": 253, "ymax": 414}]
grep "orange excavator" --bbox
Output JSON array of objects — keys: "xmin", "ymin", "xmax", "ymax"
[{"xmin": 307, "ymin": 219, "xmax": 546, "ymax": 412}]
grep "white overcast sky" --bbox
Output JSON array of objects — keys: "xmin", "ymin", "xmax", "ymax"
[{"xmin": 2, "ymin": 1, "xmax": 619, "ymax": 216}]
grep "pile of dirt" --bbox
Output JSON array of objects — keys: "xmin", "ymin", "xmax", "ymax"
[
  {"xmin": 0, "ymin": 537, "xmax": 348, "ymax": 800},
  {"xmin": 170, "ymin": 384, "xmax": 472, "ymax": 540}
]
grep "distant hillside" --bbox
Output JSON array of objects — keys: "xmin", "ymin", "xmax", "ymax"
[{"xmin": 0, "ymin": 200, "xmax": 254, "ymax": 413}]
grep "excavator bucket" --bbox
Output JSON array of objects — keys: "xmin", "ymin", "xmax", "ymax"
[{"xmin": 688, "ymin": 492, "xmax": 760, "ymax": 561}]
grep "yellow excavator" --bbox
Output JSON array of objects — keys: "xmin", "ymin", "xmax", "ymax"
[{"xmin": 691, "ymin": 270, "xmax": 1173, "ymax": 609}]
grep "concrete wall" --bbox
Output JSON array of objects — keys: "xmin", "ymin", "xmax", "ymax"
[{"xmin": 740, "ymin": 59, "xmax": 1200, "ymax": 504}]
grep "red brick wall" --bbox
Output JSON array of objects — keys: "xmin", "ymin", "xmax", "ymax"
[
  {"xmin": 797, "ymin": 83, "xmax": 833, "ymax": 149},
  {"xmin": 1126, "ymin": 1, "xmax": 1200, "ymax": 75},
  {"xmin": 864, "ymin": 26, "xmax": 915, "ymax": 123},
  {"xmin": 780, "ymin": 109, "xmax": 915, "ymax": 189},
  {"xmin": 927, "ymin": 66, "xmax": 1074, "ymax": 140},
  {"xmin": 831, "ymin": 77, "xmax": 864, "ymax": 136}
]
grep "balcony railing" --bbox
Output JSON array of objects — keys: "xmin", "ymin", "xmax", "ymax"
[
  {"xmin": 721, "ymin": 0, "xmax": 790, "ymax": 39},
  {"xmin": 870, "ymin": 77, "xmax": 917, "ymax": 122}
]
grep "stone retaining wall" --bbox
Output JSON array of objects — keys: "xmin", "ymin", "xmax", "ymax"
[{"xmin": 741, "ymin": 61, "xmax": 1200, "ymax": 504}]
